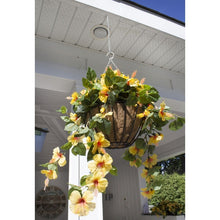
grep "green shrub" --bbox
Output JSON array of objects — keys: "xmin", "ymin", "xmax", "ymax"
[{"xmin": 149, "ymin": 173, "xmax": 185, "ymax": 215}]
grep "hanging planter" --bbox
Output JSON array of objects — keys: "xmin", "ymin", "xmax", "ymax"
[{"xmin": 87, "ymin": 102, "xmax": 143, "ymax": 149}]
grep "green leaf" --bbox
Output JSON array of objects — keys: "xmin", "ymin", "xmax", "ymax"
[
  {"xmin": 147, "ymin": 166, "xmax": 161, "ymax": 175},
  {"xmin": 169, "ymin": 117, "xmax": 185, "ymax": 131},
  {"xmin": 109, "ymin": 166, "xmax": 118, "ymax": 176},
  {"xmin": 148, "ymin": 88, "xmax": 160, "ymax": 102},
  {"xmin": 64, "ymin": 123, "xmax": 78, "ymax": 132},
  {"xmin": 108, "ymin": 91, "xmax": 116, "ymax": 105},
  {"xmin": 56, "ymin": 106, "xmax": 67, "ymax": 114},
  {"xmin": 71, "ymin": 146, "xmax": 78, "ymax": 156},
  {"xmin": 80, "ymin": 175, "xmax": 89, "ymax": 186},
  {"xmin": 72, "ymin": 143, "xmax": 86, "ymax": 156},
  {"xmin": 138, "ymin": 87, "xmax": 160, "ymax": 104},
  {"xmin": 94, "ymin": 82, "xmax": 102, "ymax": 90},
  {"xmin": 152, "ymin": 114, "xmax": 169, "ymax": 129},
  {"xmin": 48, "ymin": 164, "xmax": 57, "ymax": 171},
  {"xmin": 112, "ymin": 76, "xmax": 127, "ymax": 88},
  {"xmin": 135, "ymin": 158, "xmax": 142, "ymax": 167},
  {"xmin": 87, "ymin": 145, "xmax": 94, "ymax": 161},
  {"xmin": 77, "ymin": 127, "xmax": 89, "ymax": 135},
  {"xmin": 75, "ymin": 104, "xmax": 88, "ymax": 114},
  {"xmin": 148, "ymin": 145, "xmax": 156, "ymax": 154},
  {"xmin": 154, "ymin": 186, "xmax": 162, "ymax": 191},
  {"xmin": 126, "ymin": 91, "xmax": 138, "ymax": 105},
  {"xmin": 97, "ymin": 118, "xmax": 111, "ymax": 135},
  {"xmin": 82, "ymin": 77, "xmax": 93, "ymax": 89},
  {"xmin": 88, "ymin": 119, "xmax": 97, "ymax": 129},
  {"xmin": 87, "ymin": 89, "xmax": 99, "ymax": 105},
  {"xmin": 135, "ymin": 138, "xmax": 147, "ymax": 149},
  {"xmin": 105, "ymin": 75, "xmax": 113, "ymax": 86},
  {"xmin": 87, "ymin": 67, "xmax": 97, "ymax": 81},
  {"xmin": 60, "ymin": 116, "xmax": 71, "ymax": 122},
  {"xmin": 122, "ymin": 149, "xmax": 136, "ymax": 161},
  {"xmin": 61, "ymin": 142, "xmax": 72, "ymax": 150},
  {"xmin": 105, "ymin": 67, "xmax": 114, "ymax": 86},
  {"xmin": 39, "ymin": 162, "xmax": 50, "ymax": 168}
]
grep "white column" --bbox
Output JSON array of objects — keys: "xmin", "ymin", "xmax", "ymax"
[{"xmin": 68, "ymin": 153, "xmax": 103, "ymax": 220}]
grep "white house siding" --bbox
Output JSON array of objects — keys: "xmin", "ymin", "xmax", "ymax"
[{"xmin": 103, "ymin": 149, "xmax": 142, "ymax": 220}]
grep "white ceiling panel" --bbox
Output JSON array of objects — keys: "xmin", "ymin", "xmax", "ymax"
[
  {"xmin": 36, "ymin": 0, "xmax": 60, "ymax": 37},
  {"xmin": 50, "ymin": 2, "xmax": 77, "ymax": 41},
  {"xmin": 35, "ymin": 0, "xmax": 43, "ymax": 32},
  {"xmin": 163, "ymin": 48, "xmax": 185, "ymax": 69},
  {"xmin": 154, "ymin": 41, "xmax": 185, "ymax": 67},
  {"xmin": 102, "ymin": 21, "xmax": 132, "ymax": 51},
  {"xmin": 114, "ymin": 25, "xmax": 144, "ymax": 57},
  {"xmin": 145, "ymin": 37, "xmax": 177, "ymax": 64},
  {"xmin": 64, "ymin": 6, "xmax": 92, "ymax": 44},
  {"xmin": 171, "ymin": 58, "xmax": 185, "ymax": 72},
  {"xmin": 134, "ymin": 33, "xmax": 166, "ymax": 62},
  {"xmin": 125, "ymin": 30, "xmax": 156, "ymax": 60}
]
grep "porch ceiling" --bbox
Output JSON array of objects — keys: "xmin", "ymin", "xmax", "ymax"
[{"xmin": 35, "ymin": 0, "xmax": 185, "ymax": 74}]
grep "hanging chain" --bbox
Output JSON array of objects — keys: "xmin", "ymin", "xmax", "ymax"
[{"xmin": 104, "ymin": 16, "xmax": 119, "ymax": 71}]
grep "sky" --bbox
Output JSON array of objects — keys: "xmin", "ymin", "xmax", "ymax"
[{"xmin": 129, "ymin": 0, "xmax": 185, "ymax": 22}]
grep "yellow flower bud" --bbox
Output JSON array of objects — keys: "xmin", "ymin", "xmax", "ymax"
[{"xmin": 100, "ymin": 107, "xmax": 105, "ymax": 113}]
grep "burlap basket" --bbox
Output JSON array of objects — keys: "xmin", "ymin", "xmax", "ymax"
[{"xmin": 87, "ymin": 102, "xmax": 143, "ymax": 149}]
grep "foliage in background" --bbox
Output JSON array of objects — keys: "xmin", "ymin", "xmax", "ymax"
[
  {"xmin": 157, "ymin": 154, "xmax": 185, "ymax": 175},
  {"xmin": 151, "ymin": 200, "xmax": 184, "ymax": 218},
  {"xmin": 149, "ymin": 173, "xmax": 185, "ymax": 217}
]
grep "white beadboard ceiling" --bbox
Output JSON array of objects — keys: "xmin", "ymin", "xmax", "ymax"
[{"xmin": 35, "ymin": 0, "xmax": 185, "ymax": 74}]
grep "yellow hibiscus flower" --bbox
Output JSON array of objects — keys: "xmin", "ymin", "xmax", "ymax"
[
  {"xmin": 70, "ymin": 92, "xmax": 78, "ymax": 104},
  {"xmin": 80, "ymin": 89, "xmax": 87, "ymax": 95},
  {"xmin": 158, "ymin": 101, "xmax": 174, "ymax": 121},
  {"xmin": 69, "ymin": 190, "xmax": 96, "ymax": 216},
  {"xmin": 141, "ymin": 169, "xmax": 149, "ymax": 179},
  {"xmin": 148, "ymin": 134, "xmax": 164, "ymax": 146},
  {"xmin": 94, "ymin": 107, "xmax": 113, "ymax": 119},
  {"xmin": 41, "ymin": 169, "xmax": 57, "ymax": 180},
  {"xmin": 137, "ymin": 104, "xmax": 154, "ymax": 118},
  {"xmin": 141, "ymin": 188, "xmax": 155, "ymax": 199},
  {"xmin": 141, "ymin": 169, "xmax": 154, "ymax": 183},
  {"xmin": 120, "ymin": 73, "xmax": 129, "ymax": 80},
  {"xmin": 100, "ymin": 73, "xmax": 106, "ymax": 86},
  {"xmin": 85, "ymin": 136, "xmax": 92, "ymax": 149},
  {"xmin": 129, "ymin": 158, "xmax": 142, "ymax": 168},
  {"xmin": 137, "ymin": 109, "xmax": 150, "ymax": 119},
  {"xmin": 99, "ymin": 85, "xmax": 109, "ymax": 103},
  {"xmin": 86, "ymin": 172, "xmax": 108, "ymax": 194},
  {"xmin": 92, "ymin": 132, "xmax": 110, "ymax": 154},
  {"xmin": 67, "ymin": 132, "xmax": 85, "ymax": 147},
  {"xmin": 147, "ymin": 104, "xmax": 154, "ymax": 110},
  {"xmin": 88, "ymin": 153, "xmax": 113, "ymax": 175},
  {"xmin": 129, "ymin": 146, "xmax": 145, "ymax": 157},
  {"xmin": 70, "ymin": 113, "xmax": 81, "ymax": 125},
  {"xmin": 114, "ymin": 69, "xmax": 121, "ymax": 76},
  {"xmin": 50, "ymin": 147, "xmax": 66, "ymax": 167},
  {"xmin": 143, "ymin": 154, "xmax": 157, "ymax": 169},
  {"xmin": 127, "ymin": 77, "xmax": 140, "ymax": 87}
]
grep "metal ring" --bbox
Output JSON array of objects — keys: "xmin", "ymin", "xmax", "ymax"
[{"xmin": 106, "ymin": 51, "xmax": 114, "ymax": 60}]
